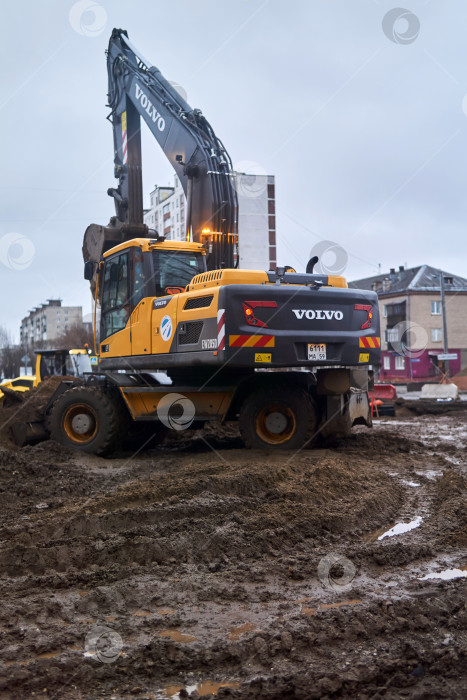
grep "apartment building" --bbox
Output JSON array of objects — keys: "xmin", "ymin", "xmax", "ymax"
[
  {"xmin": 20, "ymin": 300, "xmax": 83, "ymax": 349},
  {"xmin": 349, "ymin": 265, "xmax": 467, "ymax": 380}
]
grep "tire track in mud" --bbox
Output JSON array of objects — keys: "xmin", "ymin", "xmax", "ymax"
[{"xmin": 0, "ymin": 416, "xmax": 466, "ymax": 698}]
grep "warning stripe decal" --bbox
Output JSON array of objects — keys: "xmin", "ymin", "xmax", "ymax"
[
  {"xmin": 359, "ymin": 336, "xmax": 381, "ymax": 348},
  {"xmin": 122, "ymin": 111, "xmax": 128, "ymax": 164},
  {"xmin": 229, "ymin": 334, "xmax": 275, "ymax": 348},
  {"xmin": 217, "ymin": 308, "xmax": 225, "ymax": 350}
]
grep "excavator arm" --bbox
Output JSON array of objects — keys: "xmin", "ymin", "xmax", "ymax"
[{"xmin": 83, "ymin": 28, "xmax": 237, "ymax": 277}]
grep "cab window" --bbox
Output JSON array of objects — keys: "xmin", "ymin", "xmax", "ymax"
[
  {"xmin": 132, "ymin": 248, "xmax": 146, "ymax": 307},
  {"xmin": 101, "ymin": 253, "xmax": 130, "ymax": 338},
  {"xmin": 10, "ymin": 378, "xmax": 33, "ymax": 388},
  {"xmin": 152, "ymin": 251, "xmax": 205, "ymax": 297}
]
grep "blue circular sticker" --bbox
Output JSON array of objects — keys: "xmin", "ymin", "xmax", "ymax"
[{"xmin": 161, "ymin": 315, "xmax": 173, "ymax": 341}]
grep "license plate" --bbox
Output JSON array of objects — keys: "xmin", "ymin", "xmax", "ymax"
[{"xmin": 307, "ymin": 343, "xmax": 326, "ymax": 361}]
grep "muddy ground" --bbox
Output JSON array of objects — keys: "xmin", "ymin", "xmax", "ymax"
[{"xmin": 0, "ymin": 409, "xmax": 466, "ymax": 699}]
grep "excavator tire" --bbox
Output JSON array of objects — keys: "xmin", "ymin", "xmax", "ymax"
[
  {"xmin": 46, "ymin": 386, "xmax": 123, "ymax": 456},
  {"xmin": 239, "ymin": 385, "xmax": 317, "ymax": 450}
]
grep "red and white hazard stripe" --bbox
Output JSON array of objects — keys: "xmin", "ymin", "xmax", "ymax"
[
  {"xmin": 217, "ymin": 308, "xmax": 225, "ymax": 351},
  {"xmin": 122, "ymin": 128, "xmax": 128, "ymax": 164}
]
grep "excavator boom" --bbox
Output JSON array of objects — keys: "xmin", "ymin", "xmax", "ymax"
[{"xmin": 83, "ymin": 29, "xmax": 237, "ymax": 275}]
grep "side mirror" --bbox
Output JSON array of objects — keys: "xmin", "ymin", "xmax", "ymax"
[{"xmin": 84, "ymin": 261, "xmax": 96, "ymax": 280}]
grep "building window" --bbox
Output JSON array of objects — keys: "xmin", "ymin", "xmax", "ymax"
[
  {"xmin": 431, "ymin": 300, "xmax": 441, "ymax": 315},
  {"xmin": 432, "ymin": 328, "xmax": 442, "ymax": 342},
  {"xmin": 386, "ymin": 328, "xmax": 399, "ymax": 343},
  {"xmin": 383, "ymin": 305, "xmax": 387, "ymax": 318},
  {"xmin": 383, "ymin": 355, "xmax": 390, "ymax": 370},
  {"xmin": 395, "ymin": 356, "xmax": 405, "ymax": 370}
]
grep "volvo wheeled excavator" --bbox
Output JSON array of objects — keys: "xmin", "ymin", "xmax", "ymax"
[{"xmin": 14, "ymin": 29, "xmax": 380, "ymax": 454}]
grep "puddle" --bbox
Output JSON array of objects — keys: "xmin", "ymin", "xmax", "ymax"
[
  {"xmin": 320, "ymin": 598, "xmax": 362, "ymax": 610},
  {"xmin": 228, "ymin": 622, "xmax": 257, "ymax": 640},
  {"xmin": 164, "ymin": 680, "xmax": 239, "ymax": 698},
  {"xmin": 158, "ymin": 629, "xmax": 197, "ymax": 643},
  {"xmin": 4, "ymin": 659, "xmax": 32, "ymax": 667},
  {"xmin": 302, "ymin": 599, "xmax": 362, "ymax": 616},
  {"xmin": 301, "ymin": 606, "xmax": 317, "ymax": 616},
  {"xmin": 364, "ymin": 524, "xmax": 397, "ymax": 543},
  {"xmin": 401, "ymin": 480, "xmax": 420, "ymax": 487},
  {"xmin": 377, "ymin": 516, "xmax": 423, "ymax": 540},
  {"xmin": 440, "ymin": 455, "xmax": 459, "ymax": 465},
  {"xmin": 415, "ymin": 470, "xmax": 442, "ymax": 480},
  {"xmin": 419, "ymin": 568, "xmax": 467, "ymax": 581},
  {"xmin": 37, "ymin": 651, "xmax": 60, "ymax": 659}
]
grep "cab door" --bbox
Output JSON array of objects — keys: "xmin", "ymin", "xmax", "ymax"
[
  {"xmin": 100, "ymin": 251, "xmax": 132, "ymax": 357},
  {"xmin": 130, "ymin": 247, "xmax": 154, "ymax": 357}
]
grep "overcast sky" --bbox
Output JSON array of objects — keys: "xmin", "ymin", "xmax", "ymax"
[{"xmin": 1, "ymin": 0, "xmax": 467, "ymax": 341}]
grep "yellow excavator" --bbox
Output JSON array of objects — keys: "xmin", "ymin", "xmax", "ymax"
[{"xmin": 12, "ymin": 30, "xmax": 380, "ymax": 454}]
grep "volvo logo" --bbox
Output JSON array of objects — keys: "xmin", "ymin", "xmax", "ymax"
[
  {"xmin": 292, "ymin": 309, "xmax": 344, "ymax": 320},
  {"xmin": 135, "ymin": 84, "xmax": 165, "ymax": 131}
]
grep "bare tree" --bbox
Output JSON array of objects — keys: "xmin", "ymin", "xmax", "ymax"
[
  {"xmin": 0, "ymin": 326, "xmax": 24, "ymax": 380},
  {"xmin": 56, "ymin": 323, "xmax": 94, "ymax": 350}
]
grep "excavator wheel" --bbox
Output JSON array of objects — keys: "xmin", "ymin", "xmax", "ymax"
[
  {"xmin": 46, "ymin": 386, "xmax": 123, "ymax": 456},
  {"xmin": 239, "ymin": 386, "xmax": 317, "ymax": 450}
]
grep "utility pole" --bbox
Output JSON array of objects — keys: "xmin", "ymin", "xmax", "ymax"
[{"xmin": 439, "ymin": 271, "xmax": 449, "ymax": 378}]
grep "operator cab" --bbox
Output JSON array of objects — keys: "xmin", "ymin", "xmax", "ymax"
[
  {"xmin": 95, "ymin": 239, "xmax": 206, "ymax": 340},
  {"xmin": 36, "ymin": 349, "xmax": 92, "ymax": 382}
]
